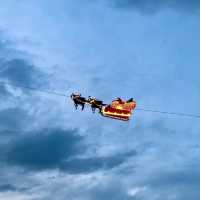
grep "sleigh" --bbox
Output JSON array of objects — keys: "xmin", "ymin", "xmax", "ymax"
[{"xmin": 101, "ymin": 98, "xmax": 136, "ymax": 121}]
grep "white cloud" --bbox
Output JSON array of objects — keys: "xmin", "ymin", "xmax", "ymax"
[
  {"xmin": 0, "ymin": 192, "xmax": 34, "ymax": 200},
  {"xmin": 127, "ymin": 186, "xmax": 146, "ymax": 197}
]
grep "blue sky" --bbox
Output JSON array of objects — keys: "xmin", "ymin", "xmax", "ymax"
[{"xmin": 0, "ymin": 0, "xmax": 200, "ymax": 199}]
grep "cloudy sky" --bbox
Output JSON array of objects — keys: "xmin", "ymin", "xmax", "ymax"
[{"xmin": 0, "ymin": 0, "xmax": 200, "ymax": 199}]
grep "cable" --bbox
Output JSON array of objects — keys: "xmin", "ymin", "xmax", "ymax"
[
  {"xmin": 135, "ymin": 108, "xmax": 200, "ymax": 119},
  {"xmin": 0, "ymin": 80, "xmax": 200, "ymax": 119},
  {"xmin": 0, "ymin": 81, "xmax": 67, "ymax": 97}
]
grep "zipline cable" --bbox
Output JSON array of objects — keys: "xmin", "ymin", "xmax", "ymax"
[
  {"xmin": 135, "ymin": 108, "xmax": 200, "ymax": 118},
  {"xmin": 0, "ymin": 80, "xmax": 67, "ymax": 97},
  {"xmin": 0, "ymin": 80, "xmax": 200, "ymax": 119}
]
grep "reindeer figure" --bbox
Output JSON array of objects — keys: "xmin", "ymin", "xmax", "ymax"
[
  {"xmin": 71, "ymin": 93, "xmax": 87, "ymax": 111},
  {"xmin": 88, "ymin": 96, "xmax": 105, "ymax": 113}
]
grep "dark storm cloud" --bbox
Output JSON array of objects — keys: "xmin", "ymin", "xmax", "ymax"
[
  {"xmin": 3, "ymin": 128, "xmax": 135, "ymax": 173},
  {"xmin": 0, "ymin": 183, "xmax": 28, "ymax": 193},
  {"xmin": 4, "ymin": 128, "xmax": 84, "ymax": 170},
  {"xmin": 0, "ymin": 58, "xmax": 42, "ymax": 87},
  {"xmin": 108, "ymin": 0, "xmax": 200, "ymax": 13},
  {"xmin": 0, "ymin": 184, "xmax": 17, "ymax": 192},
  {"xmin": 0, "ymin": 35, "xmax": 45, "ymax": 96}
]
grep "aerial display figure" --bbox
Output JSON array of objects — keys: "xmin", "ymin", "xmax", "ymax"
[{"xmin": 71, "ymin": 93, "xmax": 136, "ymax": 121}]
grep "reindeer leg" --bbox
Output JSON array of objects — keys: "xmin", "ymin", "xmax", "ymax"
[
  {"xmin": 98, "ymin": 106, "xmax": 102, "ymax": 113},
  {"xmin": 81, "ymin": 103, "xmax": 84, "ymax": 111}
]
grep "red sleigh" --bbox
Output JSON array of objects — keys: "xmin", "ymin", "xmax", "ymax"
[{"xmin": 101, "ymin": 98, "xmax": 136, "ymax": 121}]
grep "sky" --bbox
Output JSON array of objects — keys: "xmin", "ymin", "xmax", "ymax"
[{"xmin": 0, "ymin": 0, "xmax": 200, "ymax": 199}]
